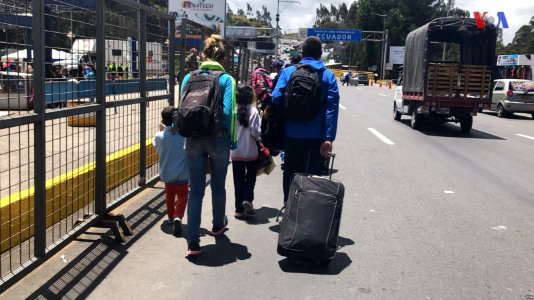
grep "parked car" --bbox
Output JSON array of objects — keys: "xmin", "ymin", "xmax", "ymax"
[
  {"xmin": 352, "ymin": 74, "xmax": 369, "ymax": 86},
  {"xmin": 486, "ymin": 79, "xmax": 534, "ymax": 118}
]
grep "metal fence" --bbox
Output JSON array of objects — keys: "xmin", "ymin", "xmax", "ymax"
[{"xmin": 0, "ymin": 0, "xmax": 174, "ymax": 290}]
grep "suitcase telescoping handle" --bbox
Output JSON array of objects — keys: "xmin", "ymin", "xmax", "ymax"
[{"xmin": 328, "ymin": 153, "xmax": 336, "ymax": 180}]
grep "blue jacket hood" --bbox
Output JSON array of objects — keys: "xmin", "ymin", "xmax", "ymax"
[{"xmin": 298, "ymin": 57, "xmax": 326, "ymax": 71}]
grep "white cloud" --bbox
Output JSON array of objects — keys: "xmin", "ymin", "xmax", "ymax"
[{"xmin": 229, "ymin": 0, "xmax": 533, "ymax": 43}]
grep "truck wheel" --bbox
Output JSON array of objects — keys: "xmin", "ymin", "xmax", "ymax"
[
  {"xmin": 460, "ymin": 115, "xmax": 473, "ymax": 133},
  {"xmin": 393, "ymin": 103, "xmax": 402, "ymax": 121},
  {"xmin": 411, "ymin": 110, "xmax": 421, "ymax": 130},
  {"xmin": 497, "ymin": 104, "xmax": 507, "ymax": 118}
]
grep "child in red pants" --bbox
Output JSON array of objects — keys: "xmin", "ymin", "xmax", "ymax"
[{"xmin": 153, "ymin": 107, "xmax": 190, "ymax": 236}]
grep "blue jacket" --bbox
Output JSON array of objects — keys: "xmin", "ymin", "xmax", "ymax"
[
  {"xmin": 180, "ymin": 60, "xmax": 237, "ymax": 149},
  {"xmin": 153, "ymin": 126, "xmax": 190, "ymax": 184},
  {"xmin": 272, "ymin": 57, "xmax": 340, "ymax": 141}
]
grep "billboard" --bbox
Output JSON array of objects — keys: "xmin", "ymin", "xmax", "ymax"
[
  {"xmin": 389, "ymin": 46, "xmax": 405, "ymax": 65},
  {"xmin": 170, "ymin": 0, "xmax": 227, "ymax": 37}
]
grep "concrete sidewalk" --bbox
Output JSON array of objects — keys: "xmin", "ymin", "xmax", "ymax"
[{"xmin": 1, "ymin": 157, "xmax": 319, "ymax": 299}]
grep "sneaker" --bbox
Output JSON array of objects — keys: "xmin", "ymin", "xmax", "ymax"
[
  {"xmin": 187, "ymin": 241, "xmax": 202, "ymax": 256},
  {"xmin": 166, "ymin": 218, "xmax": 174, "ymax": 225},
  {"xmin": 172, "ymin": 218, "xmax": 182, "ymax": 236},
  {"xmin": 210, "ymin": 215, "xmax": 228, "ymax": 236},
  {"xmin": 234, "ymin": 212, "xmax": 246, "ymax": 219},
  {"xmin": 242, "ymin": 201, "xmax": 255, "ymax": 215}
]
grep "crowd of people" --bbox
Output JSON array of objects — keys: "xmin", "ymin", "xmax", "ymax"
[{"xmin": 153, "ymin": 34, "xmax": 340, "ymax": 256}]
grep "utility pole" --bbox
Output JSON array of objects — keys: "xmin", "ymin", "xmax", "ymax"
[
  {"xmin": 275, "ymin": 0, "xmax": 300, "ymax": 59},
  {"xmin": 374, "ymin": 13, "xmax": 387, "ymax": 80}
]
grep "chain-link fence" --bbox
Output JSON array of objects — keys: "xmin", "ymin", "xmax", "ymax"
[{"xmin": 0, "ymin": 0, "xmax": 174, "ymax": 290}]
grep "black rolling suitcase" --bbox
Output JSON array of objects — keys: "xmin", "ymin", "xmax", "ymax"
[{"xmin": 277, "ymin": 153, "xmax": 344, "ymax": 266}]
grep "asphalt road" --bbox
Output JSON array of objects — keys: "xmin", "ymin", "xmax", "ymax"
[{"xmin": 3, "ymin": 83, "xmax": 534, "ymax": 299}]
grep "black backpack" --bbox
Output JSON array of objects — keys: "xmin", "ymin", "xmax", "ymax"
[
  {"xmin": 174, "ymin": 70, "xmax": 224, "ymax": 138},
  {"xmin": 284, "ymin": 64, "xmax": 323, "ymax": 121}
]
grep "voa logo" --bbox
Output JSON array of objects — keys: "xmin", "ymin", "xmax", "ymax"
[{"xmin": 473, "ymin": 12, "xmax": 509, "ymax": 29}]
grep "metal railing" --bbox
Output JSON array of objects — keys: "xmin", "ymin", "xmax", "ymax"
[{"xmin": 0, "ymin": 0, "xmax": 174, "ymax": 290}]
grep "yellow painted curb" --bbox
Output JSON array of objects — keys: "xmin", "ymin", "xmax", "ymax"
[{"xmin": 0, "ymin": 139, "xmax": 158, "ymax": 252}]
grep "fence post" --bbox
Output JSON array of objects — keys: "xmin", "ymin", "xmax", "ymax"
[
  {"xmin": 95, "ymin": 0, "xmax": 107, "ymax": 216},
  {"xmin": 138, "ymin": 10, "xmax": 147, "ymax": 185},
  {"xmin": 178, "ymin": 18, "xmax": 187, "ymax": 97},
  {"xmin": 32, "ymin": 0, "xmax": 46, "ymax": 258},
  {"xmin": 168, "ymin": 19, "xmax": 176, "ymax": 106}
]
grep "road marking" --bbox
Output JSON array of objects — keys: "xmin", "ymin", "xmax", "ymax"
[
  {"xmin": 444, "ymin": 191, "xmax": 455, "ymax": 194},
  {"xmin": 490, "ymin": 225, "xmax": 507, "ymax": 231},
  {"xmin": 378, "ymin": 93, "xmax": 387, "ymax": 97},
  {"xmin": 339, "ymin": 104, "xmax": 347, "ymax": 110},
  {"xmin": 517, "ymin": 134, "xmax": 534, "ymax": 141},
  {"xmin": 0, "ymin": 111, "xmax": 8, "ymax": 117},
  {"xmin": 367, "ymin": 128, "xmax": 394, "ymax": 145},
  {"xmin": 357, "ymin": 87, "xmax": 362, "ymax": 90}
]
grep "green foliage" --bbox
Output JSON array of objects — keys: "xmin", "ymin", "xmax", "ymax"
[
  {"xmin": 504, "ymin": 16, "xmax": 534, "ymax": 55},
  {"xmin": 227, "ymin": 3, "xmax": 273, "ymax": 28}
]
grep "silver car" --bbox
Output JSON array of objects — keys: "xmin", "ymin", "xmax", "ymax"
[{"xmin": 488, "ymin": 79, "xmax": 534, "ymax": 118}]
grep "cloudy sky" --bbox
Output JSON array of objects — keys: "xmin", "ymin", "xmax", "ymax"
[{"xmin": 228, "ymin": 0, "xmax": 534, "ymax": 44}]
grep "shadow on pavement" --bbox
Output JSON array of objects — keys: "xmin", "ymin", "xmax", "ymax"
[
  {"xmin": 399, "ymin": 119, "xmax": 505, "ymax": 140},
  {"xmin": 245, "ymin": 206, "xmax": 280, "ymax": 225},
  {"xmin": 27, "ymin": 192, "xmax": 167, "ymax": 299},
  {"xmin": 186, "ymin": 235, "xmax": 251, "ymax": 267},
  {"xmin": 278, "ymin": 252, "xmax": 352, "ymax": 275},
  {"xmin": 482, "ymin": 111, "xmax": 533, "ymax": 120}
]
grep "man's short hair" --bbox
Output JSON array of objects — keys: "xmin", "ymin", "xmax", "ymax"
[
  {"xmin": 161, "ymin": 106, "xmax": 175, "ymax": 126},
  {"xmin": 302, "ymin": 37, "xmax": 322, "ymax": 59}
]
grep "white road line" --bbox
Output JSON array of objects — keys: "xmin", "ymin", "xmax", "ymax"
[
  {"xmin": 517, "ymin": 134, "xmax": 534, "ymax": 141},
  {"xmin": 378, "ymin": 93, "xmax": 387, "ymax": 97},
  {"xmin": 339, "ymin": 104, "xmax": 347, "ymax": 110},
  {"xmin": 367, "ymin": 128, "xmax": 395, "ymax": 145},
  {"xmin": 357, "ymin": 87, "xmax": 362, "ymax": 90}
]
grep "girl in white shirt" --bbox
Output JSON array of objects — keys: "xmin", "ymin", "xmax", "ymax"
[{"xmin": 231, "ymin": 85, "xmax": 261, "ymax": 218}]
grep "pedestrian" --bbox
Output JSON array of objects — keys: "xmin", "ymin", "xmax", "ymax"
[
  {"xmin": 270, "ymin": 59, "xmax": 285, "ymax": 89},
  {"xmin": 272, "ymin": 36, "xmax": 340, "ymax": 203},
  {"xmin": 153, "ymin": 107, "xmax": 190, "ymax": 236},
  {"xmin": 250, "ymin": 63, "xmax": 273, "ymax": 111},
  {"xmin": 181, "ymin": 34, "xmax": 237, "ymax": 256},
  {"xmin": 185, "ymin": 47, "xmax": 199, "ymax": 74},
  {"xmin": 231, "ymin": 84, "xmax": 261, "ymax": 219}
]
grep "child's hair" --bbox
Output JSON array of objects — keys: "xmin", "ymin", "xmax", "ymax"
[
  {"xmin": 236, "ymin": 84, "xmax": 254, "ymax": 128},
  {"xmin": 203, "ymin": 34, "xmax": 225, "ymax": 62},
  {"xmin": 161, "ymin": 106, "xmax": 175, "ymax": 127}
]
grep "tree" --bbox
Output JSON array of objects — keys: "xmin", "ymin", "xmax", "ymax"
[{"xmin": 506, "ymin": 16, "xmax": 534, "ymax": 54}]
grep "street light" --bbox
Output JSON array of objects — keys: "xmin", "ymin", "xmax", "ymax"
[
  {"xmin": 275, "ymin": 0, "xmax": 300, "ymax": 59},
  {"xmin": 374, "ymin": 13, "xmax": 387, "ymax": 80}
]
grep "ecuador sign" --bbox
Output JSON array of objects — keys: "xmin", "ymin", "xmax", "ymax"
[{"xmin": 307, "ymin": 28, "xmax": 362, "ymax": 42}]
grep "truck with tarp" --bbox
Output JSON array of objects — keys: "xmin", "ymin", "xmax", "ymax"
[{"xmin": 393, "ymin": 17, "xmax": 497, "ymax": 133}]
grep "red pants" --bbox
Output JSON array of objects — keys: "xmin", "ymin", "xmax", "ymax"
[{"xmin": 164, "ymin": 183, "xmax": 189, "ymax": 220}]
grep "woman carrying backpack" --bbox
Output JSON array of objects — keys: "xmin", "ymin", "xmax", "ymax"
[
  {"xmin": 231, "ymin": 85, "xmax": 261, "ymax": 219},
  {"xmin": 180, "ymin": 34, "xmax": 237, "ymax": 256}
]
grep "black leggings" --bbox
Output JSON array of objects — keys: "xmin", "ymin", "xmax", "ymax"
[{"xmin": 232, "ymin": 160, "xmax": 258, "ymax": 213}]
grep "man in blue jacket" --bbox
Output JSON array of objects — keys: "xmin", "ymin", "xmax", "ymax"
[{"xmin": 272, "ymin": 36, "xmax": 340, "ymax": 202}]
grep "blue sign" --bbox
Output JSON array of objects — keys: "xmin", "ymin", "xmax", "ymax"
[{"xmin": 307, "ymin": 28, "xmax": 362, "ymax": 42}]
